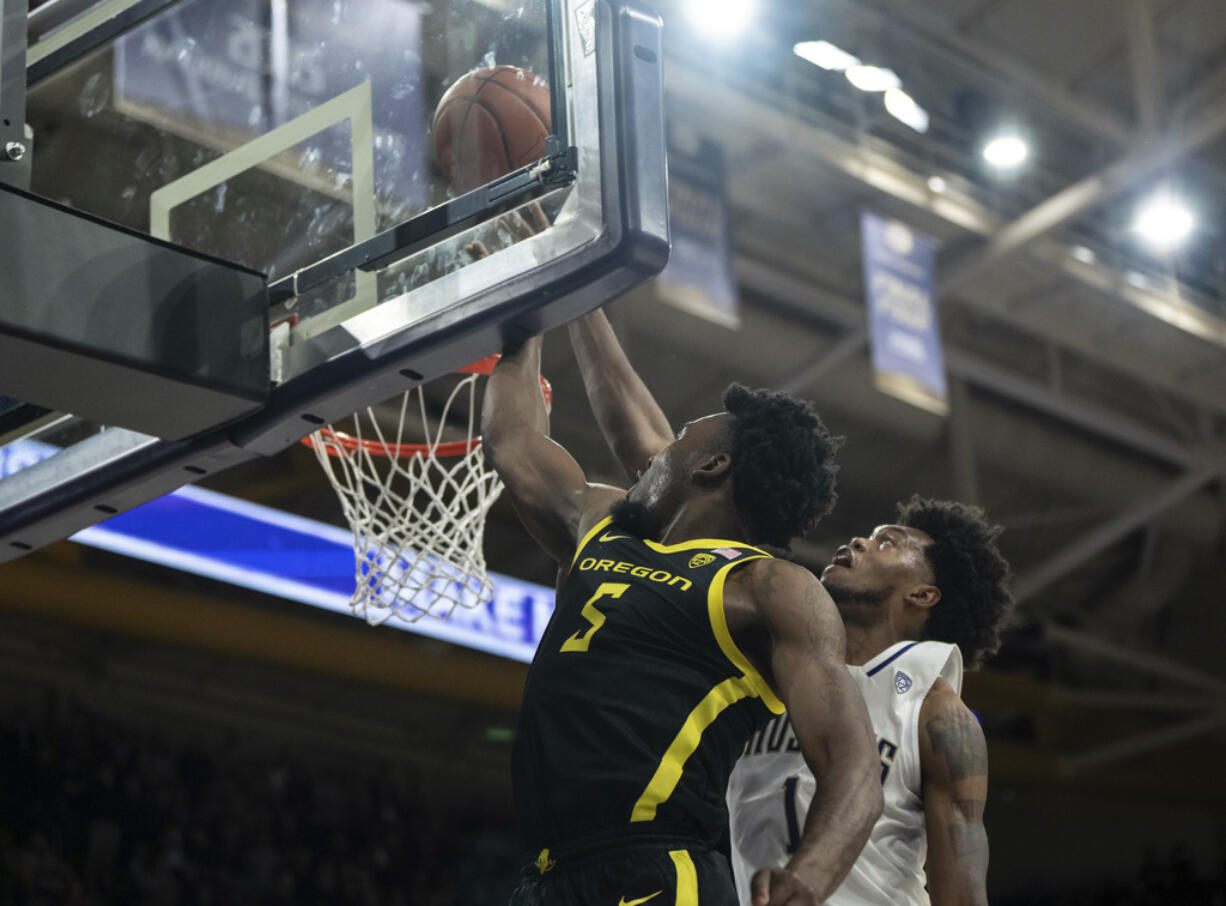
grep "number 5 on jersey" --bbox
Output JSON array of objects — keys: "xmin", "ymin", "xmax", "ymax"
[{"xmin": 560, "ymin": 582, "xmax": 629, "ymax": 652}]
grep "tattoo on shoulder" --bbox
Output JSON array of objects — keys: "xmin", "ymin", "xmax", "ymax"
[
  {"xmin": 756, "ymin": 558, "xmax": 784, "ymax": 601},
  {"xmin": 926, "ymin": 706, "xmax": 988, "ymax": 783}
]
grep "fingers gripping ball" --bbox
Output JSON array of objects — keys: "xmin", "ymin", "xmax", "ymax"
[{"xmin": 431, "ymin": 66, "xmax": 552, "ymax": 193}]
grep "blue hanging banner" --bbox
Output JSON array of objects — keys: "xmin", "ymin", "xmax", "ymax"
[
  {"xmin": 861, "ymin": 211, "xmax": 948, "ymax": 416},
  {"xmin": 656, "ymin": 124, "xmax": 740, "ymax": 328}
]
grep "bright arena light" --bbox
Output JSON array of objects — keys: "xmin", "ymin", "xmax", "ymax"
[
  {"xmin": 884, "ymin": 88, "xmax": 929, "ymax": 133},
  {"xmin": 845, "ymin": 64, "xmax": 902, "ymax": 92},
  {"xmin": 793, "ymin": 40, "xmax": 860, "ymax": 71},
  {"xmin": 1132, "ymin": 192, "xmax": 1195, "ymax": 251},
  {"xmin": 685, "ymin": 0, "xmax": 756, "ymax": 40},
  {"xmin": 982, "ymin": 133, "xmax": 1029, "ymax": 170}
]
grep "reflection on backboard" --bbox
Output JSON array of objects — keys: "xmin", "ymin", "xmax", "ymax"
[
  {"xmin": 26, "ymin": 0, "xmax": 555, "ymax": 334},
  {"xmin": 1, "ymin": 0, "xmax": 669, "ymax": 561}
]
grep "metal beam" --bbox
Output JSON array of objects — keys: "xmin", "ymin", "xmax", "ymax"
[
  {"xmin": 1014, "ymin": 465, "xmax": 1223, "ymax": 603},
  {"xmin": 1024, "ymin": 240, "xmax": 1226, "ymax": 350},
  {"xmin": 1061, "ymin": 710, "xmax": 1226, "ymax": 775},
  {"xmin": 941, "ymin": 348, "xmax": 1207, "ymax": 470},
  {"xmin": 1170, "ymin": 46, "xmax": 1226, "ymax": 122},
  {"xmin": 1053, "ymin": 688, "xmax": 1224, "ymax": 713},
  {"xmin": 776, "ymin": 328, "xmax": 869, "ymax": 395},
  {"xmin": 671, "ymin": 62, "xmax": 1226, "ymax": 383},
  {"xmin": 1045, "ymin": 623, "xmax": 1226, "ymax": 698},
  {"xmin": 822, "ymin": 0, "xmax": 1133, "ymax": 145},
  {"xmin": 823, "ymin": 0, "xmax": 1226, "ymax": 202},
  {"xmin": 939, "ymin": 96, "xmax": 1226, "ymax": 296},
  {"xmin": 948, "ymin": 376, "xmax": 980, "ymax": 504},
  {"xmin": 737, "ymin": 256, "xmax": 1214, "ymax": 471},
  {"xmin": 1123, "ymin": 0, "xmax": 1163, "ymax": 133}
]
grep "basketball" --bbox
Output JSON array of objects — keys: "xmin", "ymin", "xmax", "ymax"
[{"xmin": 430, "ymin": 65, "xmax": 552, "ymax": 193}]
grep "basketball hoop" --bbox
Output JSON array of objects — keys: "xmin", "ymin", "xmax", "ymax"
[{"xmin": 302, "ymin": 355, "xmax": 551, "ymax": 626}]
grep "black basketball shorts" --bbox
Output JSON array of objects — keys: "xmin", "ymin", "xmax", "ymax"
[{"xmin": 509, "ymin": 844, "xmax": 738, "ymax": 906}]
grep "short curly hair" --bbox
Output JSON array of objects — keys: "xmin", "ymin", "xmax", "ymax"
[
  {"xmin": 896, "ymin": 495, "xmax": 1014, "ymax": 668},
  {"xmin": 723, "ymin": 384, "xmax": 841, "ymax": 549}
]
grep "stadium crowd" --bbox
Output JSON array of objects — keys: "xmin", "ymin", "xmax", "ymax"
[
  {"xmin": 0, "ymin": 699, "xmax": 1221, "ymax": 905},
  {"xmin": 0, "ymin": 702, "xmax": 518, "ymax": 906}
]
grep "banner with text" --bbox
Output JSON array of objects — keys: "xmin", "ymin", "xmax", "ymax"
[
  {"xmin": 861, "ymin": 211, "xmax": 947, "ymax": 416},
  {"xmin": 656, "ymin": 125, "xmax": 739, "ymax": 328}
]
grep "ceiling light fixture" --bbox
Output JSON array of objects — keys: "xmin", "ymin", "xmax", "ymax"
[
  {"xmin": 1132, "ymin": 191, "xmax": 1195, "ymax": 251},
  {"xmin": 982, "ymin": 133, "xmax": 1029, "ymax": 170},
  {"xmin": 685, "ymin": 0, "xmax": 756, "ymax": 40},
  {"xmin": 884, "ymin": 88, "xmax": 930, "ymax": 133},
  {"xmin": 793, "ymin": 40, "xmax": 860, "ymax": 71},
  {"xmin": 845, "ymin": 64, "xmax": 902, "ymax": 92}
]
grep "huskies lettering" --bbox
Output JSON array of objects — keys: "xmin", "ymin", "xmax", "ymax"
[{"xmin": 742, "ymin": 715, "xmax": 801, "ymax": 756}]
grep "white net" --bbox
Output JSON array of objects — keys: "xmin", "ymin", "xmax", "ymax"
[{"xmin": 307, "ymin": 373, "xmax": 503, "ymax": 625}]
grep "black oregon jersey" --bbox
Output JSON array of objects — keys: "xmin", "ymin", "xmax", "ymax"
[{"xmin": 512, "ymin": 515, "xmax": 786, "ymax": 867}]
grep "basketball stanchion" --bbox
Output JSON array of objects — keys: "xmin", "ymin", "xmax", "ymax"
[{"xmin": 302, "ymin": 356, "xmax": 551, "ymax": 626}]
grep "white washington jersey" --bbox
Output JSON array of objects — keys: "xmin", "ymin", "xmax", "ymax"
[{"xmin": 726, "ymin": 641, "xmax": 963, "ymax": 906}]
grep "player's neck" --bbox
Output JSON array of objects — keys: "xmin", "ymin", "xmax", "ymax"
[
  {"xmin": 658, "ymin": 497, "xmax": 748, "ymax": 545},
  {"xmin": 843, "ymin": 620, "xmax": 912, "ymax": 667}
]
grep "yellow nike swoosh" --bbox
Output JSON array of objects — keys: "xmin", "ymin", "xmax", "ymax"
[
  {"xmin": 600, "ymin": 532, "xmax": 633, "ymax": 542},
  {"xmin": 618, "ymin": 892, "xmax": 662, "ymax": 906}
]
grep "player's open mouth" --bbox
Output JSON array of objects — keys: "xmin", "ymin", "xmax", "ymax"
[{"xmin": 831, "ymin": 546, "xmax": 854, "ymax": 568}]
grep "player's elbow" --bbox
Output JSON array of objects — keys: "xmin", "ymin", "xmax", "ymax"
[
  {"xmin": 479, "ymin": 401, "xmax": 521, "ymax": 462},
  {"xmin": 478, "ymin": 411, "xmax": 515, "ymax": 472},
  {"xmin": 480, "ymin": 423, "xmax": 518, "ymax": 474}
]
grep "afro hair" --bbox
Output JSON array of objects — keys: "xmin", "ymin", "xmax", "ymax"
[
  {"xmin": 897, "ymin": 495, "xmax": 1014, "ymax": 668},
  {"xmin": 723, "ymin": 384, "xmax": 841, "ymax": 549}
]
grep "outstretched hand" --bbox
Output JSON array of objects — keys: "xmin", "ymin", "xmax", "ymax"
[
  {"xmin": 751, "ymin": 867, "xmax": 822, "ymax": 906},
  {"xmin": 465, "ymin": 200, "xmax": 551, "ymax": 261}
]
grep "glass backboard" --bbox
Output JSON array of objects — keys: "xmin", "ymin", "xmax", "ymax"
[{"xmin": 0, "ymin": 0, "xmax": 669, "ymax": 560}]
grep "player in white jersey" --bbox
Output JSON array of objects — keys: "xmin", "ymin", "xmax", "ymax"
[
  {"xmin": 728, "ymin": 501, "xmax": 1012, "ymax": 906},
  {"xmin": 563, "ymin": 309, "xmax": 1014, "ymax": 905}
]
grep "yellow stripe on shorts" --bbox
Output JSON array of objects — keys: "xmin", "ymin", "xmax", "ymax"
[{"xmin": 669, "ymin": 850, "xmax": 698, "ymax": 906}]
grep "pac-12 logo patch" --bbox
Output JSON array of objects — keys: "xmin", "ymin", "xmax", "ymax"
[
  {"xmin": 689, "ymin": 553, "xmax": 716, "ymax": 569},
  {"xmin": 894, "ymin": 671, "xmax": 913, "ymax": 694}
]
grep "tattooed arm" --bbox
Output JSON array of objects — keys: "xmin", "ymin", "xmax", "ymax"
[
  {"xmin": 735, "ymin": 559, "xmax": 882, "ymax": 906},
  {"xmin": 920, "ymin": 678, "xmax": 991, "ymax": 906}
]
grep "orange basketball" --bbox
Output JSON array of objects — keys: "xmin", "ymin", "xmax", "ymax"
[{"xmin": 431, "ymin": 66, "xmax": 552, "ymax": 193}]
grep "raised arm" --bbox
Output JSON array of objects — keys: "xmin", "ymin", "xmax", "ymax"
[
  {"xmin": 742, "ymin": 560, "xmax": 883, "ymax": 906},
  {"xmin": 920, "ymin": 679, "xmax": 990, "ymax": 906},
  {"xmin": 481, "ymin": 336, "xmax": 621, "ymax": 564},
  {"xmin": 568, "ymin": 310, "xmax": 674, "ymax": 481}
]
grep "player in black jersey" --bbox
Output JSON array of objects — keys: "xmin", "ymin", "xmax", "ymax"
[{"xmin": 482, "ymin": 329, "xmax": 882, "ymax": 906}]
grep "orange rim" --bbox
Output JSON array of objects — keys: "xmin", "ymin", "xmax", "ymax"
[{"xmin": 301, "ymin": 355, "xmax": 552, "ymax": 459}]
